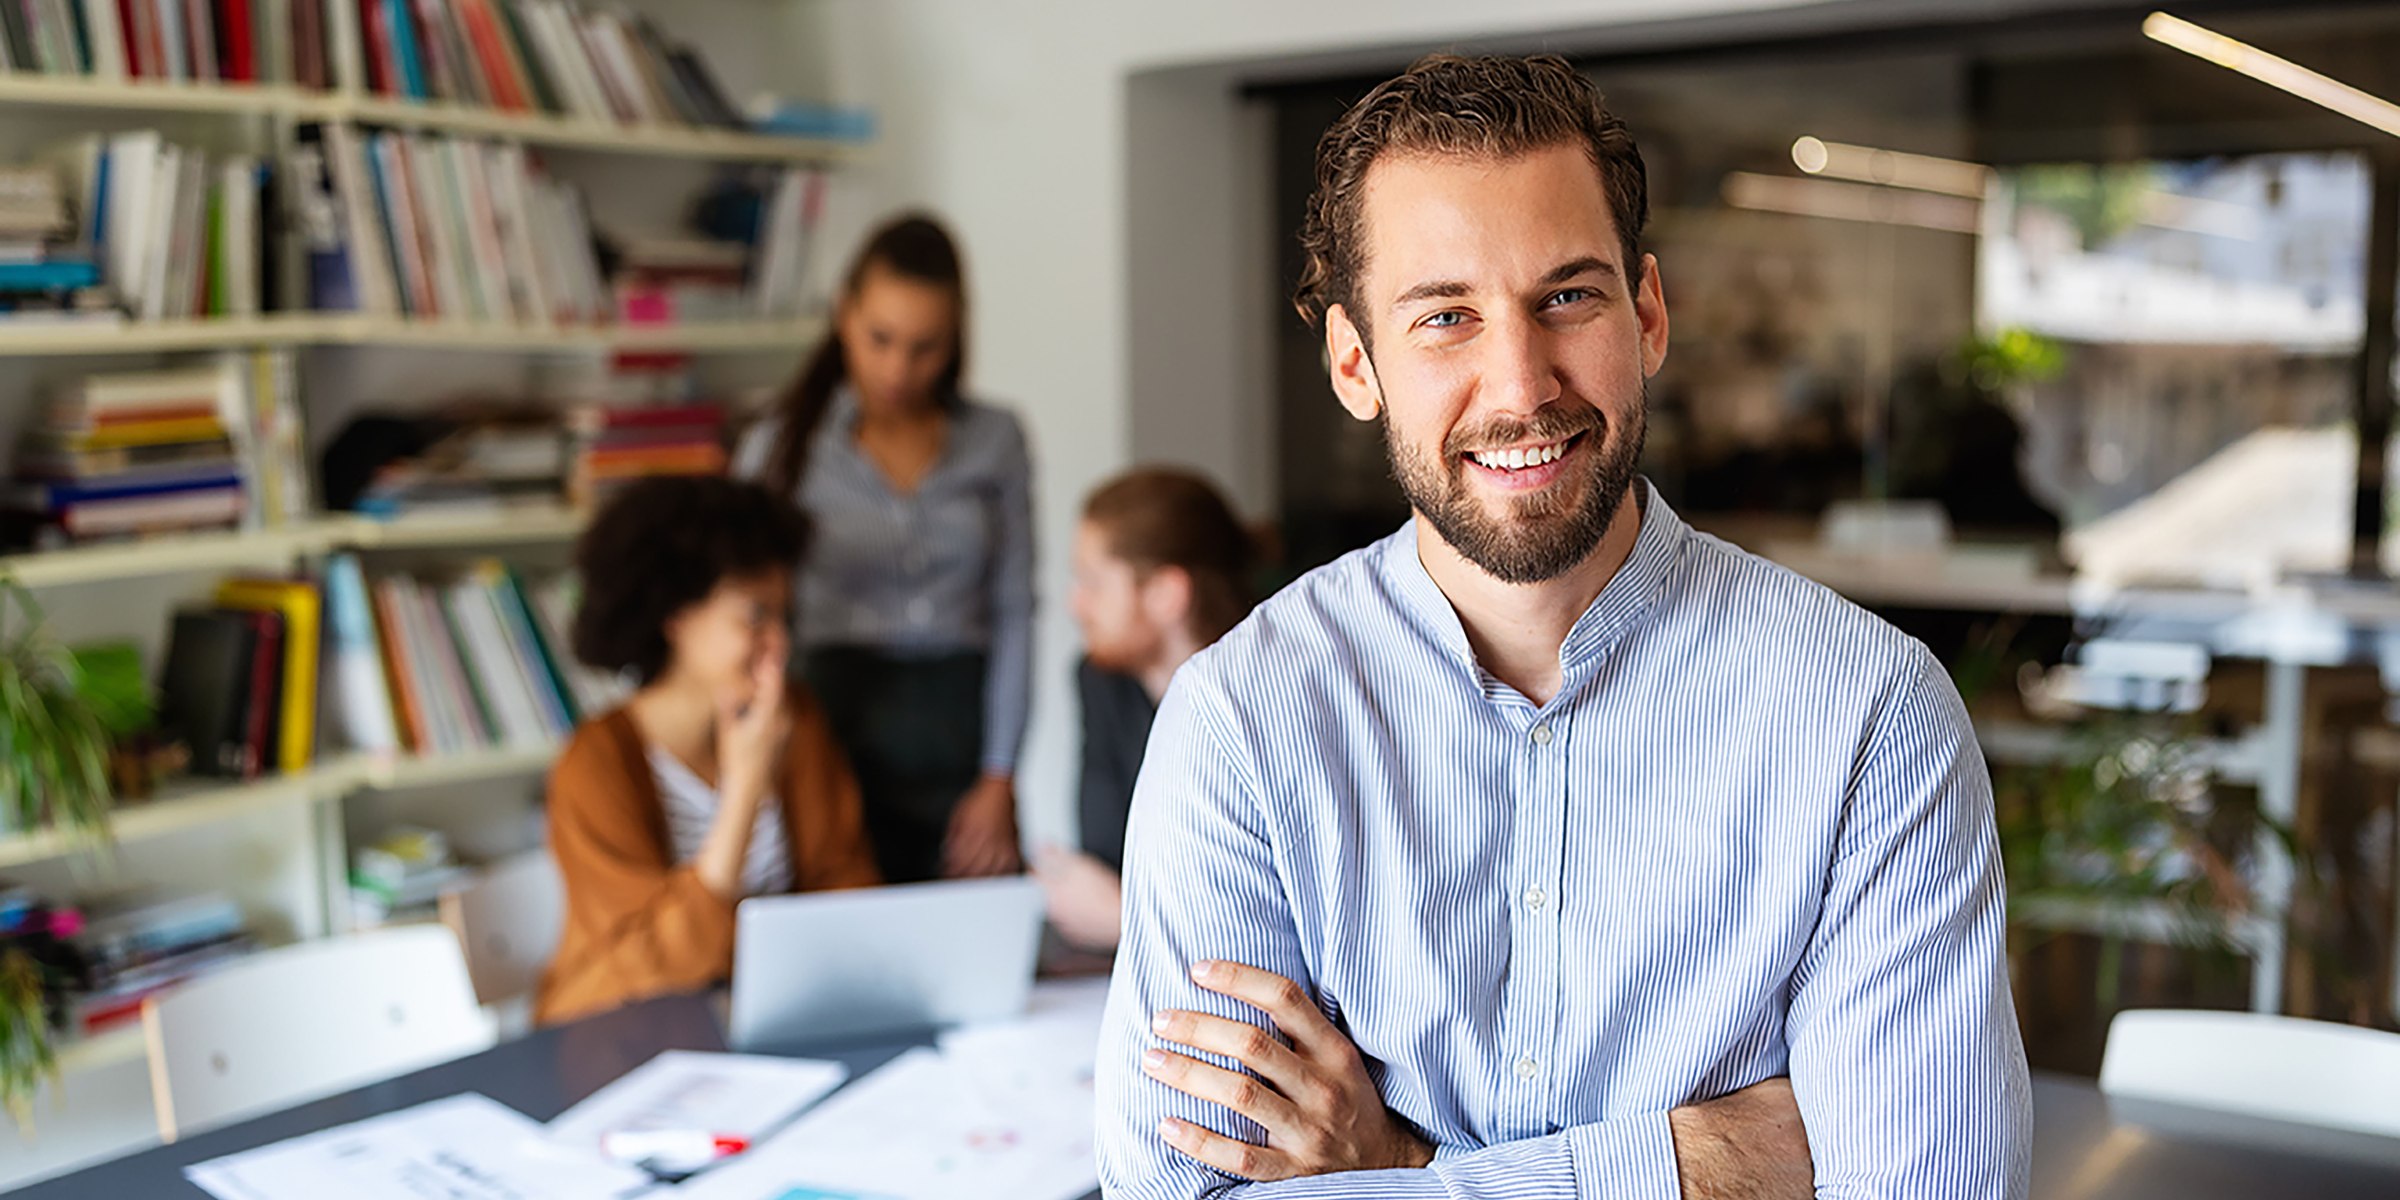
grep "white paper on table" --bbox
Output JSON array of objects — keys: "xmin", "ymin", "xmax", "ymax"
[
  {"xmin": 938, "ymin": 978, "xmax": 1107, "ymax": 1160},
  {"xmin": 184, "ymin": 1093, "xmax": 652, "ymax": 1200},
  {"xmin": 545, "ymin": 1050, "xmax": 848, "ymax": 1156},
  {"xmin": 675, "ymin": 1047, "xmax": 1094, "ymax": 1200}
]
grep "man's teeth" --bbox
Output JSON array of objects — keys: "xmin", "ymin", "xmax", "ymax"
[{"xmin": 1470, "ymin": 440, "xmax": 1568, "ymax": 470}]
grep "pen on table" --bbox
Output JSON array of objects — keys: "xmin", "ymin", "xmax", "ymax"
[{"xmin": 600, "ymin": 1129, "xmax": 750, "ymax": 1167}]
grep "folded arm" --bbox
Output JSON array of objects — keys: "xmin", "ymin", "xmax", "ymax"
[
  {"xmin": 1785, "ymin": 646, "xmax": 2032, "ymax": 1199},
  {"xmin": 1095, "ymin": 674, "xmax": 1710, "ymax": 1200}
]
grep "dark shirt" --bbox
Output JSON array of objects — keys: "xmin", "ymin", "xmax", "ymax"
[{"xmin": 1077, "ymin": 658, "xmax": 1156, "ymax": 873}]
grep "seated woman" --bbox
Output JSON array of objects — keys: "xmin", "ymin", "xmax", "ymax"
[
  {"xmin": 1034, "ymin": 467, "xmax": 1253, "ymax": 952},
  {"xmin": 536, "ymin": 476, "xmax": 880, "ymax": 1025}
]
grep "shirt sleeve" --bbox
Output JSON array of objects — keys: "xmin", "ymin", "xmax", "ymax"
[
  {"xmin": 977, "ymin": 411, "xmax": 1037, "ymax": 775},
  {"xmin": 1095, "ymin": 670, "xmax": 1681, "ymax": 1200},
  {"xmin": 1784, "ymin": 644, "xmax": 2032, "ymax": 1200}
]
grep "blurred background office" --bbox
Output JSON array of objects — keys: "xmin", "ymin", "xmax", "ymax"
[{"xmin": 7, "ymin": 0, "xmax": 2400, "ymax": 1191}]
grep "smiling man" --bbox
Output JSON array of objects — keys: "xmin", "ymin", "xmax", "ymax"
[{"xmin": 1094, "ymin": 54, "xmax": 2030, "ymax": 1199}]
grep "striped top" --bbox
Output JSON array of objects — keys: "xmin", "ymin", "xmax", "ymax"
[
  {"xmin": 1096, "ymin": 483, "xmax": 2030, "ymax": 1198},
  {"xmin": 646, "ymin": 747, "xmax": 793, "ymax": 898}
]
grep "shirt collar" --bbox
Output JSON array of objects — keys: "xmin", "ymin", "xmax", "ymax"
[{"xmin": 1381, "ymin": 477, "xmax": 1690, "ymax": 685}]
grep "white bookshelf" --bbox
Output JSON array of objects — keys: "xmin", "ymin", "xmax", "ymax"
[
  {"xmin": 0, "ymin": 504, "xmax": 592, "ymax": 589},
  {"xmin": 0, "ymin": 75, "xmax": 862, "ymax": 165},
  {"xmin": 0, "ymin": 4, "xmax": 842, "ymax": 1185},
  {"xmin": 0, "ymin": 745, "xmax": 561, "ymax": 875},
  {"xmin": 0, "ymin": 315, "xmax": 825, "ymax": 356}
]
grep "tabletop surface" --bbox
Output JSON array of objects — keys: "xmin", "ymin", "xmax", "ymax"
[{"xmin": 21, "ymin": 992, "xmax": 2400, "ymax": 1198}]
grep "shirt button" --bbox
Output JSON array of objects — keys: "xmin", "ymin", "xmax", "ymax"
[
  {"xmin": 1530, "ymin": 723, "xmax": 1552, "ymax": 746},
  {"xmin": 1524, "ymin": 887, "xmax": 1547, "ymax": 912},
  {"xmin": 1514, "ymin": 1056, "xmax": 1539, "ymax": 1081}
]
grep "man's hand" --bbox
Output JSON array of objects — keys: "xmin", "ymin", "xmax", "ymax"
[
  {"xmin": 1145, "ymin": 960, "xmax": 1434, "ymax": 1180},
  {"xmin": 1667, "ymin": 1077, "xmax": 1814, "ymax": 1199},
  {"xmin": 942, "ymin": 774, "xmax": 1022, "ymax": 878}
]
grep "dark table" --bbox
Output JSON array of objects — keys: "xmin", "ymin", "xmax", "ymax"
[{"xmin": 21, "ymin": 992, "xmax": 2400, "ymax": 1198}]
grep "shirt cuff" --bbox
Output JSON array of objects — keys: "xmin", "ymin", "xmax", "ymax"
[{"xmin": 1568, "ymin": 1110, "xmax": 1681, "ymax": 1200}]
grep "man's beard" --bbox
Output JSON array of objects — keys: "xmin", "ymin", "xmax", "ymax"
[{"xmin": 1382, "ymin": 383, "xmax": 1646, "ymax": 585}]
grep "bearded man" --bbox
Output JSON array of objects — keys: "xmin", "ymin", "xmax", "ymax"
[{"xmin": 1095, "ymin": 52, "xmax": 2029, "ymax": 1200}]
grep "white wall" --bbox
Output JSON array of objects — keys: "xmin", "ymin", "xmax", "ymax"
[{"xmin": 803, "ymin": 0, "xmax": 1847, "ymax": 842}]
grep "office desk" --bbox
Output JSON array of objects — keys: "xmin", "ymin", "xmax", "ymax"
[{"xmin": 21, "ymin": 991, "xmax": 2400, "ymax": 1198}]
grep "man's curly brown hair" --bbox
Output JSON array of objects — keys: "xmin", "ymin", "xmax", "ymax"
[
  {"xmin": 1292, "ymin": 54, "xmax": 1648, "ymax": 345},
  {"xmin": 571, "ymin": 475, "xmax": 808, "ymax": 685}
]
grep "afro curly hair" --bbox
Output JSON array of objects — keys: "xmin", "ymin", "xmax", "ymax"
[{"xmin": 570, "ymin": 475, "xmax": 809, "ymax": 686}]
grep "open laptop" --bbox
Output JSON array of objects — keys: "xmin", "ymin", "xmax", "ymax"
[{"xmin": 727, "ymin": 877, "xmax": 1045, "ymax": 1050}]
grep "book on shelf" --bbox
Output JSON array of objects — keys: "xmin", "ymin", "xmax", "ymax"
[
  {"xmin": 0, "ymin": 0, "xmax": 335, "ymax": 87},
  {"xmin": 565, "ymin": 400, "xmax": 723, "ymax": 506},
  {"xmin": 214, "ymin": 576, "xmax": 322, "ymax": 775},
  {"xmin": 48, "ymin": 129, "xmax": 279, "ymax": 321},
  {"xmin": 64, "ymin": 889, "xmax": 258, "ymax": 1036},
  {"xmin": 301, "ymin": 120, "xmax": 605, "ymax": 323},
  {"xmin": 158, "ymin": 605, "xmax": 266, "ymax": 778},
  {"xmin": 355, "ymin": 557, "xmax": 595, "ymax": 756},
  {"xmin": 329, "ymin": 0, "xmax": 765, "ymax": 137}
]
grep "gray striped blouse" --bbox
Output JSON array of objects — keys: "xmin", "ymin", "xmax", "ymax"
[
  {"xmin": 1097, "ymin": 482, "xmax": 2030, "ymax": 1197},
  {"xmin": 734, "ymin": 389, "xmax": 1036, "ymax": 776}
]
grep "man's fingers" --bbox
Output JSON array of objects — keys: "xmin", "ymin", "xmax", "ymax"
[
  {"xmin": 1143, "ymin": 1048, "xmax": 1301, "ymax": 1135},
  {"xmin": 1158, "ymin": 1116, "xmax": 1295, "ymax": 1182},
  {"xmin": 1151, "ymin": 1009, "xmax": 1308, "ymax": 1095},
  {"xmin": 1188, "ymin": 960, "xmax": 1346, "ymax": 1059}
]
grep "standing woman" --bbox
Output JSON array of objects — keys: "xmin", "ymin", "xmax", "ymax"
[{"xmin": 735, "ymin": 213, "xmax": 1033, "ymax": 884}]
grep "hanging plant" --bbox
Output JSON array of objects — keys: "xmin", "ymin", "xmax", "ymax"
[
  {"xmin": 0, "ymin": 572, "xmax": 118, "ymax": 1128},
  {"xmin": 0, "ymin": 945, "xmax": 50, "ymax": 1129}
]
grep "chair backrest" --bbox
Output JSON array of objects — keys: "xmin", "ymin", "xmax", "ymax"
[
  {"xmin": 2100, "ymin": 1008, "xmax": 2400, "ymax": 1139},
  {"xmin": 142, "ymin": 925, "xmax": 493, "ymax": 1141},
  {"xmin": 437, "ymin": 851, "xmax": 565, "ymax": 1008}
]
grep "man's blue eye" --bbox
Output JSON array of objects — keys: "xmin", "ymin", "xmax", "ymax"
[
  {"xmin": 1424, "ymin": 311, "xmax": 1464, "ymax": 328},
  {"xmin": 1547, "ymin": 288, "xmax": 1595, "ymax": 307}
]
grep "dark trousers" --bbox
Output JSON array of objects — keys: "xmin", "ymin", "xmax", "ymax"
[{"xmin": 802, "ymin": 646, "xmax": 986, "ymax": 885}]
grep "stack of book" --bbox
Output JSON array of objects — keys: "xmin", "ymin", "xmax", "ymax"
[
  {"xmin": 611, "ymin": 232, "xmax": 749, "ymax": 325},
  {"xmin": 323, "ymin": 552, "xmax": 620, "ymax": 757},
  {"xmin": 0, "ymin": 1, "xmax": 339, "ymax": 87},
  {"xmin": 354, "ymin": 412, "xmax": 567, "ymax": 518},
  {"xmin": 565, "ymin": 402, "xmax": 722, "ymax": 506},
  {"xmin": 64, "ymin": 890, "xmax": 258, "ymax": 1037},
  {"xmin": 156, "ymin": 576, "xmax": 320, "ymax": 779},
  {"xmin": 358, "ymin": 0, "xmax": 744, "ymax": 130},
  {"xmin": 0, "ymin": 161, "xmax": 110, "ymax": 320},
  {"xmin": 12, "ymin": 364, "xmax": 246, "ymax": 542},
  {"xmin": 8, "ymin": 353, "xmax": 308, "ymax": 546},
  {"xmin": 50, "ymin": 130, "xmax": 275, "ymax": 321},
  {"xmin": 292, "ymin": 122, "xmax": 604, "ymax": 322}
]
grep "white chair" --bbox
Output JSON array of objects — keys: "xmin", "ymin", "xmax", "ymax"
[
  {"xmin": 438, "ymin": 851, "xmax": 565, "ymax": 1034},
  {"xmin": 142, "ymin": 925, "xmax": 494, "ymax": 1142},
  {"xmin": 2100, "ymin": 1008, "xmax": 2400, "ymax": 1139}
]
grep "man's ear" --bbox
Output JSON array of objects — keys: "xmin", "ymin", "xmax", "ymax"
[
  {"xmin": 1140, "ymin": 566, "xmax": 1195, "ymax": 633},
  {"xmin": 1635, "ymin": 253, "xmax": 1670, "ymax": 378},
  {"xmin": 1325, "ymin": 304, "xmax": 1384, "ymax": 422}
]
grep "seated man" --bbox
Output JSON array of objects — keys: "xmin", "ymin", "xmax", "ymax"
[{"xmin": 1095, "ymin": 54, "xmax": 2029, "ymax": 1198}]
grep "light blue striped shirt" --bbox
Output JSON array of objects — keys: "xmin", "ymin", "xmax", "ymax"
[{"xmin": 1096, "ymin": 483, "xmax": 2030, "ymax": 1198}]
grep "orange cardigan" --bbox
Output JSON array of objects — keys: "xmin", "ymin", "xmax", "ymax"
[{"xmin": 535, "ymin": 687, "xmax": 880, "ymax": 1025}]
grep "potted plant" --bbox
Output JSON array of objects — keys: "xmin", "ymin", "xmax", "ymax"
[{"xmin": 0, "ymin": 574, "xmax": 116, "ymax": 1127}]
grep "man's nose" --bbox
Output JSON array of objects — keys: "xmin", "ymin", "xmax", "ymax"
[{"xmin": 1476, "ymin": 313, "xmax": 1564, "ymax": 419}]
